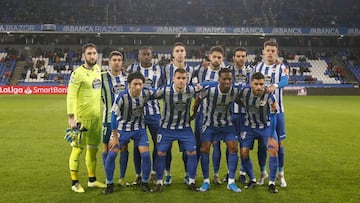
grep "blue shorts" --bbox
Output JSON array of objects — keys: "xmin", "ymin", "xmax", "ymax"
[
  {"xmin": 276, "ymin": 112, "xmax": 286, "ymax": 140},
  {"xmin": 157, "ymin": 127, "xmax": 197, "ymax": 152},
  {"xmin": 116, "ymin": 128, "xmax": 149, "ymax": 147},
  {"xmin": 144, "ymin": 114, "xmax": 160, "ymax": 126},
  {"xmin": 232, "ymin": 113, "xmax": 246, "ymax": 139},
  {"xmin": 240, "ymin": 126, "xmax": 278, "ymax": 148},
  {"xmin": 102, "ymin": 122, "xmax": 112, "ymax": 144},
  {"xmin": 201, "ymin": 126, "xmax": 238, "ymax": 142}
]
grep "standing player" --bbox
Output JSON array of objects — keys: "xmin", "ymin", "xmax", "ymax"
[
  {"xmin": 66, "ymin": 43, "xmax": 106, "ymax": 193},
  {"xmin": 154, "ymin": 68, "xmax": 200, "ymax": 192},
  {"xmin": 255, "ymin": 40, "xmax": 288, "ymax": 187},
  {"xmin": 192, "ymin": 46, "xmax": 225, "ymax": 185},
  {"xmin": 238, "ymin": 72, "xmax": 279, "ymax": 193},
  {"xmin": 127, "ymin": 46, "xmax": 162, "ymax": 185},
  {"xmin": 100, "ymin": 50, "xmax": 128, "ymax": 187},
  {"xmin": 192, "ymin": 68, "xmax": 242, "ymax": 193},
  {"xmin": 223, "ymin": 47, "xmax": 254, "ymax": 184},
  {"xmin": 158, "ymin": 42, "xmax": 194, "ymax": 185},
  {"xmin": 103, "ymin": 72, "xmax": 154, "ymax": 194}
]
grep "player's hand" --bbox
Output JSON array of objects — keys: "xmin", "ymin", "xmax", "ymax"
[
  {"xmin": 64, "ymin": 128, "xmax": 78, "ymax": 143},
  {"xmin": 109, "ymin": 133, "xmax": 120, "ymax": 151},
  {"xmin": 68, "ymin": 117, "xmax": 77, "ymax": 129},
  {"xmin": 265, "ymin": 85, "xmax": 276, "ymax": 93},
  {"xmin": 196, "ymin": 83, "xmax": 203, "ymax": 91}
]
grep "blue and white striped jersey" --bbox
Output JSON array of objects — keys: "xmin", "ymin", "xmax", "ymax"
[
  {"xmin": 158, "ymin": 63, "xmax": 194, "ymax": 86},
  {"xmin": 127, "ymin": 63, "xmax": 161, "ymax": 115},
  {"xmin": 112, "ymin": 88, "xmax": 154, "ymax": 131},
  {"xmin": 255, "ymin": 62, "xmax": 288, "ymax": 113},
  {"xmin": 191, "ymin": 65, "xmax": 220, "ymax": 84},
  {"xmin": 239, "ymin": 87, "xmax": 277, "ymax": 129},
  {"xmin": 227, "ymin": 64, "xmax": 254, "ymax": 114},
  {"xmin": 200, "ymin": 85, "xmax": 241, "ymax": 127},
  {"xmin": 155, "ymin": 84, "xmax": 198, "ymax": 130},
  {"xmin": 101, "ymin": 71, "xmax": 128, "ymax": 123}
]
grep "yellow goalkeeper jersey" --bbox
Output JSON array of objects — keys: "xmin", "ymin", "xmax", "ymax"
[{"xmin": 67, "ymin": 64, "xmax": 102, "ymax": 121}]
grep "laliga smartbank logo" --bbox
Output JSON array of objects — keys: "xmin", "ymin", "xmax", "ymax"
[
  {"xmin": 0, "ymin": 86, "xmax": 68, "ymax": 94},
  {"xmin": 0, "ymin": 86, "xmax": 30, "ymax": 94}
]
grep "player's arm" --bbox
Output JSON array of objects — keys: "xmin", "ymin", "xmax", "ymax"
[
  {"xmin": 269, "ymin": 94, "xmax": 278, "ymax": 137},
  {"xmin": 190, "ymin": 95, "xmax": 201, "ymax": 121},
  {"xmin": 110, "ymin": 99, "xmax": 121, "ymax": 151},
  {"xmin": 66, "ymin": 71, "xmax": 80, "ymax": 128}
]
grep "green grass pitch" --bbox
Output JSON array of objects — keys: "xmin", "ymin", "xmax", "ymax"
[{"xmin": 0, "ymin": 95, "xmax": 359, "ymax": 203}]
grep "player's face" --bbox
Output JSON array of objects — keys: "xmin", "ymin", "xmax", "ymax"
[
  {"xmin": 251, "ymin": 79, "xmax": 265, "ymax": 96},
  {"xmin": 83, "ymin": 47, "xmax": 98, "ymax": 67},
  {"xmin": 172, "ymin": 45, "xmax": 186, "ymax": 63},
  {"xmin": 173, "ymin": 72, "xmax": 187, "ymax": 91},
  {"xmin": 218, "ymin": 72, "xmax": 232, "ymax": 92},
  {"xmin": 209, "ymin": 51, "xmax": 224, "ymax": 69},
  {"xmin": 262, "ymin": 45, "xmax": 278, "ymax": 64},
  {"xmin": 129, "ymin": 79, "xmax": 144, "ymax": 97},
  {"xmin": 109, "ymin": 55, "xmax": 123, "ymax": 73},
  {"xmin": 233, "ymin": 51, "xmax": 247, "ymax": 68},
  {"xmin": 139, "ymin": 49, "xmax": 152, "ymax": 67}
]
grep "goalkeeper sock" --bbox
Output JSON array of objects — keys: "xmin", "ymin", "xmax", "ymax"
[
  {"xmin": 71, "ymin": 180, "xmax": 79, "ymax": 186},
  {"xmin": 69, "ymin": 147, "xmax": 83, "ymax": 180},
  {"xmin": 86, "ymin": 145, "xmax": 98, "ymax": 178}
]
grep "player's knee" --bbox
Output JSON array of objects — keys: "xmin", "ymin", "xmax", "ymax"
[
  {"xmin": 158, "ymin": 151, "xmax": 167, "ymax": 156},
  {"xmin": 186, "ymin": 151, "xmax": 196, "ymax": 155},
  {"xmin": 267, "ymin": 147, "xmax": 278, "ymax": 156}
]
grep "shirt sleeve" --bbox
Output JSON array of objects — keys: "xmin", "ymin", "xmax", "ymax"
[{"xmin": 66, "ymin": 70, "xmax": 81, "ymax": 115}]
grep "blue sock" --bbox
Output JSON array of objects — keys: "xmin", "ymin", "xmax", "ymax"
[
  {"xmin": 105, "ymin": 151, "xmax": 117, "ymax": 184},
  {"xmin": 258, "ymin": 141, "xmax": 267, "ymax": 172},
  {"xmin": 242, "ymin": 156, "xmax": 255, "ymax": 180},
  {"xmin": 200, "ymin": 152, "xmax": 210, "ymax": 179},
  {"xmin": 119, "ymin": 151, "xmax": 128, "ymax": 178},
  {"xmin": 155, "ymin": 154, "xmax": 165, "ymax": 180},
  {"xmin": 182, "ymin": 152, "xmax": 188, "ymax": 173},
  {"xmin": 165, "ymin": 148, "xmax": 172, "ymax": 172},
  {"xmin": 212, "ymin": 142, "xmax": 221, "ymax": 174},
  {"xmin": 269, "ymin": 156, "xmax": 278, "ymax": 182},
  {"xmin": 187, "ymin": 154, "xmax": 197, "ymax": 179},
  {"xmin": 240, "ymin": 164, "xmax": 245, "ymax": 173},
  {"xmin": 152, "ymin": 146, "xmax": 158, "ymax": 172},
  {"xmin": 133, "ymin": 147, "xmax": 141, "ymax": 175},
  {"xmin": 278, "ymin": 146, "xmax": 284, "ymax": 172},
  {"xmin": 141, "ymin": 151, "xmax": 151, "ymax": 182},
  {"xmin": 228, "ymin": 152, "xmax": 238, "ymax": 179},
  {"xmin": 102, "ymin": 151, "xmax": 107, "ymax": 168}
]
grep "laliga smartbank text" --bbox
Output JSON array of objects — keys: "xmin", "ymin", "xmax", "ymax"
[{"xmin": 0, "ymin": 86, "xmax": 68, "ymax": 94}]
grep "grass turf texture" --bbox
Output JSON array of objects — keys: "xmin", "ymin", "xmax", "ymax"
[{"xmin": 0, "ymin": 95, "xmax": 359, "ymax": 203}]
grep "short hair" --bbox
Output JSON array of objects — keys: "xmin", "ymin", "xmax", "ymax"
[
  {"xmin": 108, "ymin": 50, "xmax": 123, "ymax": 59},
  {"xmin": 233, "ymin": 47, "xmax": 247, "ymax": 56},
  {"xmin": 174, "ymin": 68, "xmax": 187, "ymax": 75},
  {"xmin": 139, "ymin": 46, "xmax": 153, "ymax": 53},
  {"xmin": 127, "ymin": 71, "xmax": 145, "ymax": 84},
  {"xmin": 81, "ymin": 43, "xmax": 97, "ymax": 53},
  {"xmin": 218, "ymin": 67, "xmax": 232, "ymax": 77},
  {"xmin": 172, "ymin": 42, "xmax": 186, "ymax": 51},
  {"xmin": 264, "ymin": 40, "xmax": 279, "ymax": 48},
  {"xmin": 251, "ymin": 72, "xmax": 265, "ymax": 81},
  {"xmin": 210, "ymin": 46, "xmax": 224, "ymax": 56}
]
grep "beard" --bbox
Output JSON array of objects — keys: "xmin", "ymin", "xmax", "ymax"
[{"xmin": 86, "ymin": 59, "xmax": 97, "ymax": 67}]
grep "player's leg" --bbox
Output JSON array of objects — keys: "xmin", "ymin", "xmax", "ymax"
[
  {"xmin": 101, "ymin": 122, "xmax": 111, "ymax": 170},
  {"xmin": 240, "ymin": 127, "xmax": 257, "ymax": 189},
  {"xmin": 257, "ymin": 137, "xmax": 268, "ymax": 185},
  {"xmin": 69, "ymin": 145, "xmax": 84, "ymax": 192},
  {"xmin": 145, "ymin": 115, "xmax": 160, "ymax": 184},
  {"xmin": 135, "ymin": 129, "xmax": 153, "ymax": 192},
  {"xmin": 267, "ymin": 134, "xmax": 279, "ymax": 193},
  {"xmin": 276, "ymin": 112, "xmax": 287, "ymax": 187},
  {"xmin": 118, "ymin": 144, "xmax": 129, "ymax": 187},
  {"xmin": 84, "ymin": 119, "xmax": 106, "ymax": 189},
  {"xmin": 212, "ymin": 141, "xmax": 222, "ymax": 184},
  {"xmin": 103, "ymin": 130, "xmax": 124, "ymax": 194},
  {"xmin": 132, "ymin": 144, "xmax": 142, "ymax": 186}
]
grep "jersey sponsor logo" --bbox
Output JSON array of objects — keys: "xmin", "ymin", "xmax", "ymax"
[
  {"xmin": 235, "ymin": 74, "xmax": 248, "ymax": 84},
  {"xmin": 112, "ymin": 84, "xmax": 126, "ymax": 94},
  {"xmin": 92, "ymin": 79, "xmax": 101, "ymax": 89},
  {"xmin": 264, "ymin": 76, "xmax": 273, "ymax": 85},
  {"xmin": 144, "ymin": 78, "xmax": 154, "ymax": 87},
  {"xmin": 259, "ymin": 100, "xmax": 267, "ymax": 106},
  {"xmin": 174, "ymin": 101, "xmax": 187, "ymax": 110}
]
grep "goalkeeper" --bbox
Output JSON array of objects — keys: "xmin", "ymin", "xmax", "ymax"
[{"xmin": 66, "ymin": 43, "xmax": 106, "ymax": 193}]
